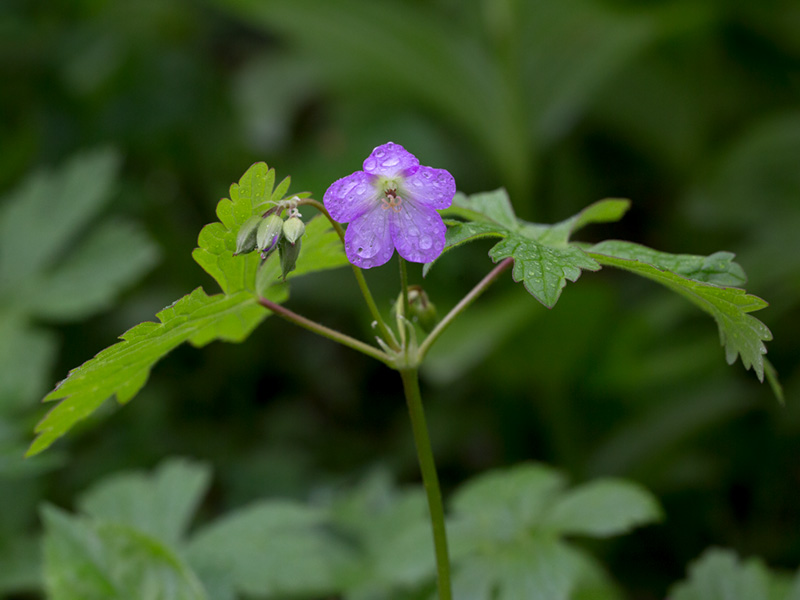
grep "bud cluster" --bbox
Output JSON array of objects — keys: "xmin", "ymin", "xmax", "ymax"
[{"xmin": 234, "ymin": 205, "xmax": 306, "ymax": 279}]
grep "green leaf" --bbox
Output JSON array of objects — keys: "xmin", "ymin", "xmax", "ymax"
[
  {"xmin": 448, "ymin": 464, "xmax": 657, "ymax": 600},
  {"xmin": 78, "ymin": 458, "xmax": 212, "ymax": 547},
  {"xmin": 0, "ymin": 148, "xmax": 121, "ymax": 291},
  {"xmin": 42, "ymin": 505, "xmax": 208, "ymax": 600},
  {"xmin": 450, "ymin": 463, "xmax": 567, "ymax": 541},
  {"xmin": 0, "ymin": 149, "xmax": 158, "ymax": 406},
  {"xmin": 589, "ymin": 240, "xmax": 746, "ymax": 286},
  {"xmin": 587, "ymin": 243, "xmax": 772, "ymax": 381},
  {"xmin": 191, "ymin": 162, "xmax": 347, "ymax": 295},
  {"xmin": 431, "ymin": 191, "xmax": 624, "ymax": 308},
  {"xmin": 540, "ymin": 479, "xmax": 663, "ymax": 538},
  {"xmin": 443, "ymin": 189, "xmax": 518, "ymax": 230},
  {"xmin": 27, "ymin": 287, "xmax": 279, "ymax": 457},
  {"xmin": 488, "ymin": 236, "xmax": 601, "ymax": 308},
  {"xmin": 28, "ymin": 219, "xmax": 159, "ymax": 321},
  {"xmin": 30, "ymin": 161, "xmax": 348, "ymax": 455},
  {"xmin": 186, "ymin": 500, "xmax": 355, "ymax": 597},
  {"xmin": 668, "ymin": 549, "xmax": 772, "ymax": 600},
  {"xmin": 328, "ymin": 470, "xmax": 433, "ymax": 593},
  {"xmin": 451, "ymin": 536, "xmax": 622, "ymax": 600}
]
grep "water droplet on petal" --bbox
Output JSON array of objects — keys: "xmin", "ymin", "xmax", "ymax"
[{"xmin": 420, "ymin": 235, "xmax": 432, "ymax": 249}]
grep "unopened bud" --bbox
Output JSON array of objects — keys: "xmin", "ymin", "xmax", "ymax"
[
  {"xmin": 234, "ymin": 215, "xmax": 262, "ymax": 255},
  {"xmin": 279, "ymin": 236, "xmax": 302, "ymax": 280},
  {"xmin": 408, "ymin": 286, "xmax": 437, "ymax": 331},
  {"xmin": 282, "ymin": 216, "xmax": 305, "ymax": 244},
  {"xmin": 257, "ymin": 214, "xmax": 284, "ymax": 257}
]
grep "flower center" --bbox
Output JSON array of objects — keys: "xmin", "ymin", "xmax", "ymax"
[{"xmin": 380, "ymin": 187, "xmax": 403, "ymax": 213}]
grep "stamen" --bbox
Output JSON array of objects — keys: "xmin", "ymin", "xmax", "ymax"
[{"xmin": 381, "ymin": 190, "xmax": 403, "ymax": 212}]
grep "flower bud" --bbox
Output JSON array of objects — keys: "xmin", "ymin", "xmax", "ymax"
[
  {"xmin": 408, "ymin": 286, "xmax": 437, "ymax": 331},
  {"xmin": 234, "ymin": 215, "xmax": 262, "ymax": 255},
  {"xmin": 257, "ymin": 214, "xmax": 284, "ymax": 257},
  {"xmin": 279, "ymin": 236, "xmax": 302, "ymax": 280},
  {"xmin": 282, "ymin": 216, "xmax": 305, "ymax": 245}
]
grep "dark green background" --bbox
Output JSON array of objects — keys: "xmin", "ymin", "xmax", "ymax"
[{"xmin": 1, "ymin": 0, "xmax": 798, "ymax": 597}]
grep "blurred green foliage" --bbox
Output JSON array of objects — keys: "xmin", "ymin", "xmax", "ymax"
[{"xmin": 1, "ymin": 0, "xmax": 798, "ymax": 597}]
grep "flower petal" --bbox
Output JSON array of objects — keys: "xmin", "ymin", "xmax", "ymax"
[
  {"xmin": 390, "ymin": 200, "xmax": 447, "ymax": 264},
  {"xmin": 323, "ymin": 171, "xmax": 379, "ymax": 223},
  {"xmin": 344, "ymin": 207, "xmax": 395, "ymax": 269},
  {"xmin": 362, "ymin": 142, "xmax": 419, "ymax": 178},
  {"xmin": 403, "ymin": 166, "xmax": 456, "ymax": 210}
]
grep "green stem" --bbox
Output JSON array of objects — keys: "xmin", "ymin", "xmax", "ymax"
[
  {"xmin": 300, "ymin": 198, "xmax": 398, "ymax": 350},
  {"xmin": 258, "ymin": 296, "xmax": 392, "ymax": 365},
  {"xmin": 417, "ymin": 257, "xmax": 513, "ymax": 362},
  {"xmin": 399, "ymin": 256, "xmax": 410, "ymax": 320},
  {"xmin": 399, "ymin": 368, "xmax": 452, "ymax": 600}
]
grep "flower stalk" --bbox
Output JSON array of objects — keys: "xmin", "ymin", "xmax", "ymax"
[{"xmin": 399, "ymin": 368, "xmax": 453, "ymax": 600}]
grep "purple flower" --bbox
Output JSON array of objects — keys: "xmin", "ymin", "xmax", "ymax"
[{"xmin": 323, "ymin": 142, "xmax": 456, "ymax": 269}]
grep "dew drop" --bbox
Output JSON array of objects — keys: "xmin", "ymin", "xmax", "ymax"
[
  {"xmin": 420, "ymin": 235, "xmax": 432, "ymax": 249},
  {"xmin": 383, "ymin": 156, "xmax": 399, "ymax": 167}
]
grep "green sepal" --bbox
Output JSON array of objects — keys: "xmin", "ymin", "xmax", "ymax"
[
  {"xmin": 279, "ymin": 237, "xmax": 301, "ymax": 280},
  {"xmin": 234, "ymin": 215, "xmax": 262, "ymax": 255},
  {"xmin": 256, "ymin": 214, "xmax": 283, "ymax": 254}
]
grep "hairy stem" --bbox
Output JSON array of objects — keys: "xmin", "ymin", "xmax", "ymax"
[
  {"xmin": 258, "ymin": 296, "xmax": 392, "ymax": 365},
  {"xmin": 399, "ymin": 368, "xmax": 452, "ymax": 600},
  {"xmin": 417, "ymin": 257, "xmax": 513, "ymax": 361},
  {"xmin": 300, "ymin": 198, "xmax": 398, "ymax": 350}
]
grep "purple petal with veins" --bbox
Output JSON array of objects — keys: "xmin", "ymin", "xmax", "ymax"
[
  {"xmin": 391, "ymin": 199, "xmax": 447, "ymax": 264},
  {"xmin": 404, "ymin": 166, "xmax": 456, "ymax": 210},
  {"xmin": 362, "ymin": 142, "xmax": 419, "ymax": 178},
  {"xmin": 344, "ymin": 205, "xmax": 394, "ymax": 269},
  {"xmin": 323, "ymin": 171, "xmax": 378, "ymax": 223},
  {"xmin": 323, "ymin": 142, "xmax": 455, "ymax": 268}
]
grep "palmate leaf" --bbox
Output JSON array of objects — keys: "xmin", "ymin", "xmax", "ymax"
[
  {"xmin": 28, "ymin": 163, "xmax": 349, "ymax": 456},
  {"xmin": 430, "ymin": 189, "xmax": 630, "ymax": 308},
  {"xmin": 436, "ymin": 189, "xmax": 775, "ymax": 386},
  {"xmin": 447, "ymin": 463, "xmax": 658, "ymax": 600}
]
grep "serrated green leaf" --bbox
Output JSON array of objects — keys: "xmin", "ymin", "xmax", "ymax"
[
  {"xmin": 540, "ymin": 479, "xmax": 663, "ymax": 538},
  {"xmin": 668, "ymin": 549, "xmax": 771, "ymax": 600},
  {"xmin": 192, "ymin": 162, "xmax": 346, "ymax": 295},
  {"xmin": 186, "ymin": 500, "xmax": 355, "ymax": 597},
  {"xmin": 590, "ymin": 240, "xmax": 746, "ymax": 286},
  {"xmin": 30, "ymin": 160, "xmax": 348, "ymax": 455},
  {"xmin": 42, "ymin": 505, "xmax": 208, "ymax": 600},
  {"xmin": 588, "ymin": 245, "xmax": 772, "ymax": 381},
  {"xmin": 429, "ymin": 192, "xmax": 623, "ymax": 307},
  {"xmin": 78, "ymin": 458, "xmax": 212, "ymax": 547},
  {"xmin": 27, "ymin": 286, "xmax": 282, "ymax": 457},
  {"xmin": 489, "ymin": 235, "xmax": 600, "ymax": 308},
  {"xmin": 192, "ymin": 162, "xmax": 277, "ymax": 295}
]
